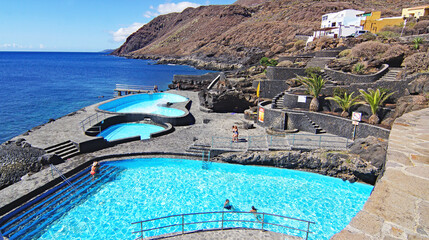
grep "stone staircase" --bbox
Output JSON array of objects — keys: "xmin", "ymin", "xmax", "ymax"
[
  {"xmin": 186, "ymin": 143, "xmax": 211, "ymax": 154},
  {"xmin": 306, "ymin": 57, "xmax": 335, "ymax": 69},
  {"xmin": 305, "ymin": 115, "xmax": 326, "ymax": 134},
  {"xmin": 377, "ymin": 68, "xmax": 401, "ymax": 82},
  {"xmin": 0, "ymin": 165, "xmax": 123, "ymax": 240},
  {"xmin": 44, "ymin": 140, "xmax": 80, "ymax": 160},
  {"xmin": 272, "ymin": 92, "xmax": 286, "ymax": 109}
]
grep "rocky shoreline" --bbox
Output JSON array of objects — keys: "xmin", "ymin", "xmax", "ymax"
[{"xmin": 0, "ymin": 139, "xmax": 63, "ymax": 190}]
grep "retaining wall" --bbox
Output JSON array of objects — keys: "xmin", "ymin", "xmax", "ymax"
[
  {"xmin": 324, "ymin": 64, "xmax": 389, "ymax": 84},
  {"xmin": 266, "ymin": 66, "xmax": 307, "ymax": 81},
  {"xmin": 258, "ymin": 101, "xmax": 391, "ymax": 139},
  {"xmin": 281, "ymin": 92, "xmax": 393, "ymax": 120},
  {"xmin": 252, "ymin": 80, "xmax": 290, "ymax": 99}
]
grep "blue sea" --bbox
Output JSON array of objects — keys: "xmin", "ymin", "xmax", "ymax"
[{"xmin": 0, "ymin": 52, "xmax": 213, "ymax": 143}]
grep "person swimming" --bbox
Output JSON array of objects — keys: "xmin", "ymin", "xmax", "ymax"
[
  {"xmin": 224, "ymin": 199, "xmax": 234, "ymax": 210},
  {"xmin": 250, "ymin": 206, "xmax": 262, "ymax": 221}
]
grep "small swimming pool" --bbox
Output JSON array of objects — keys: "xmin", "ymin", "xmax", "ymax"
[
  {"xmin": 98, "ymin": 93, "xmax": 187, "ymax": 116},
  {"xmin": 36, "ymin": 158, "xmax": 372, "ymax": 240},
  {"xmin": 97, "ymin": 123, "xmax": 165, "ymax": 141}
]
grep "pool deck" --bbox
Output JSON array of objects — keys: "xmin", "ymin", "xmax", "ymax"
[
  {"xmin": 332, "ymin": 107, "xmax": 429, "ymax": 240},
  {"xmin": 1, "ymin": 90, "xmax": 428, "ymax": 240}
]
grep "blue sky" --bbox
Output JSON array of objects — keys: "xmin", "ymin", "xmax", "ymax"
[{"xmin": 0, "ymin": 0, "xmax": 235, "ymax": 52}]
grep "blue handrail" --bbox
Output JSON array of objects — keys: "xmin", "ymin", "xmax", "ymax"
[{"xmin": 132, "ymin": 211, "xmax": 315, "ymax": 240}]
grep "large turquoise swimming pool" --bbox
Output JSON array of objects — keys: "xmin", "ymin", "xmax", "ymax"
[
  {"xmin": 36, "ymin": 158, "xmax": 372, "ymax": 240},
  {"xmin": 98, "ymin": 93, "xmax": 187, "ymax": 116}
]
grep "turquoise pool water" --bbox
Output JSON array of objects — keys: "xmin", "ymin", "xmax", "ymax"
[
  {"xmin": 38, "ymin": 158, "xmax": 373, "ymax": 240},
  {"xmin": 98, "ymin": 93, "xmax": 187, "ymax": 116},
  {"xmin": 97, "ymin": 123, "xmax": 165, "ymax": 141}
]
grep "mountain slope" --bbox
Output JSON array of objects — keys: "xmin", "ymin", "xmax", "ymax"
[{"xmin": 113, "ymin": 0, "xmax": 429, "ymax": 69}]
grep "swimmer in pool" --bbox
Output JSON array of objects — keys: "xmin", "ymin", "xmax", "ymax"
[
  {"xmin": 250, "ymin": 206, "xmax": 262, "ymax": 221},
  {"xmin": 224, "ymin": 199, "xmax": 234, "ymax": 210}
]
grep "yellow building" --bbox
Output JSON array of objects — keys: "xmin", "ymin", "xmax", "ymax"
[
  {"xmin": 402, "ymin": 5, "xmax": 429, "ymax": 19},
  {"xmin": 359, "ymin": 11, "xmax": 404, "ymax": 33}
]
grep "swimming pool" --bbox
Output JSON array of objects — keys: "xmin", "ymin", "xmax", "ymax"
[
  {"xmin": 34, "ymin": 158, "xmax": 372, "ymax": 240},
  {"xmin": 98, "ymin": 93, "xmax": 187, "ymax": 116},
  {"xmin": 96, "ymin": 123, "xmax": 165, "ymax": 141}
]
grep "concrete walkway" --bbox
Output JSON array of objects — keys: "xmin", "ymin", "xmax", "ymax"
[{"xmin": 332, "ymin": 107, "xmax": 429, "ymax": 240}]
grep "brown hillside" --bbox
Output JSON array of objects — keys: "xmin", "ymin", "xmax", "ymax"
[{"xmin": 112, "ymin": 0, "xmax": 429, "ymax": 68}]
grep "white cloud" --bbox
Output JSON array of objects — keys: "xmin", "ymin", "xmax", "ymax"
[
  {"xmin": 1, "ymin": 43, "xmax": 25, "ymax": 49},
  {"xmin": 111, "ymin": 22, "xmax": 145, "ymax": 42},
  {"xmin": 39, "ymin": 44, "xmax": 45, "ymax": 49},
  {"xmin": 144, "ymin": 1, "xmax": 200, "ymax": 18}
]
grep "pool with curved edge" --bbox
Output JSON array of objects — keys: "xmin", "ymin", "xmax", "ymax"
[
  {"xmin": 37, "ymin": 158, "xmax": 373, "ymax": 240},
  {"xmin": 97, "ymin": 123, "xmax": 165, "ymax": 141},
  {"xmin": 98, "ymin": 93, "xmax": 188, "ymax": 116}
]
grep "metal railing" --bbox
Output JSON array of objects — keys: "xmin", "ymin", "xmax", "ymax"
[
  {"xmin": 211, "ymin": 134, "xmax": 351, "ymax": 151},
  {"xmin": 50, "ymin": 164, "xmax": 77, "ymax": 191},
  {"xmin": 132, "ymin": 211, "xmax": 315, "ymax": 240},
  {"xmin": 202, "ymin": 150, "xmax": 211, "ymax": 169},
  {"xmin": 79, "ymin": 112, "xmax": 110, "ymax": 132},
  {"xmin": 115, "ymin": 84, "xmax": 153, "ymax": 91}
]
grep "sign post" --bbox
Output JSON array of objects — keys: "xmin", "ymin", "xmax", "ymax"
[{"xmin": 351, "ymin": 112, "xmax": 362, "ymax": 141}]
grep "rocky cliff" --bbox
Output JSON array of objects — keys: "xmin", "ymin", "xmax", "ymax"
[{"xmin": 112, "ymin": 0, "xmax": 426, "ymax": 69}]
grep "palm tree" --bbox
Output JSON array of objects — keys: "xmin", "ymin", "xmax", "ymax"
[
  {"xmin": 297, "ymin": 73, "xmax": 326, "ymax": 111},
  {"xmin": 359, "ymin": 88, "xmax": 395, "ymax": 124},
  {"xmin": 326, "ymin": 92, "xmax": 361, "ymax": 117}
]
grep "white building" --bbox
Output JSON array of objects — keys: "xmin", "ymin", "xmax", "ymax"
[{"xmin": 312, "ymin": 9, "xmax": 365, "ymax": 39}]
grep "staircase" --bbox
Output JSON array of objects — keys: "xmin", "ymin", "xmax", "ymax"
[
  {"xmin": 44, "ymin": 140, "xmax": 80, "ymax": 159},
  {"xmin": 0, "ymin": 165, "xmax": 123, "ymax": 240},
  {"xmin": 320, "ymin": 71, "xmax": 340, "ymax": 86},
  {"xmin": 186, "ymin": 143, "xmax": 211, "ymax": 154},
  {"xmin": 305, "ymin": 115, "xmax": 326, "ymax": 134},
  {"xmin": 272, "ymin": 92, "xmax": 286, "ymax": 109},
  {"xmin": 377, "ymin": 68, "xmax": 401, "ymax": 82}
]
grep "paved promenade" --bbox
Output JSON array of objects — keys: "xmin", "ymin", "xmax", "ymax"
[{"xmin": 332, "ymin": 107, "xmax": 429, "ymax": 240}]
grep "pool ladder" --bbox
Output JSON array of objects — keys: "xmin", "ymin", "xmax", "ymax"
[{"xmin": 202, "ymin": 150, "xmax": 211, "ymax": 169}]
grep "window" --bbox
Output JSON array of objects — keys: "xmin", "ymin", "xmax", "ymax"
[
  {"xmin": 331, "ymin": 22, "xmax": 336, "ymax": 27},
  {"xmin": 322, "ymin": 16, "xmax": 328, "ymax": 21}
]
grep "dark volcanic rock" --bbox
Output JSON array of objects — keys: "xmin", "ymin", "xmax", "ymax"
[
  {"xmin": 0, "ymin": 141, "xmax": 47, "ymax": 190},
  {"xmin": 349, "ymin": 136, "xmax": 387, "ymax": 169},
  {"xmin": 199, "ymin": 89, "xmax": 256, "ymax": 112},
  {"xmin": 213, "ymin": 149, "xmax": 382, "ymax": 185}
]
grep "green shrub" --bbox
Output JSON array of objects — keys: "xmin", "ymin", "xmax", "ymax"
[
  {"xmin": 353, "ymin": 63, "xmax": 365, "ymax": 74},
  {"xmin": 360, "ymin": 32, "xmax": 376, "ymax": 41},
  {"xmin": 305, "ymin": 67, "xmax": 322, "ymax": 77},
  {"xmin": 294, "ymin": 40, "xmax": 306, "ymax": 50},
  {"xmin": 338, "ymin": 49, "xmax": 351, "ymax": 58},
  {"xmin": 413, "ymin": 37, "xmax": 423, "ymax": 50},
  {"xmin": 260, "ymin": 57, "xmax": 278, "ymax": 67},
  {"xmin": 377, "ymin": 31, "xmax": 400, "ymax": 40},
  {"xmin": 333, "ymin": 87, "xmax": 348, "ymax": 97}
]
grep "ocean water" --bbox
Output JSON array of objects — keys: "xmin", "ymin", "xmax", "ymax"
[
  {"xmin": 0, "ymin": 52, "xmax": 213, "ymax": 143},
  {"xmin": 38, "ymin": 158, "xmax": 373, "ymax": 240}
]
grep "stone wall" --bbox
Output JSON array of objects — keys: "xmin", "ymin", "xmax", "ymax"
[
  {"xmin": 258, "ymin": 102, "xmax": 391, "ymax": 139},
  {"xmin": 324, "ymin": 64, "xmax": 389, "ymax": 84},
  {"xmin": 266, "ymin": 66, "xmax": 307, "ymax": 80},
  {"xmin": 281, "ymin": 92, "xmax": 394, "ymax": 121},
  {"xmin": 252, "ymin": 80, "xmax": 290, "ymax": 98}
]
